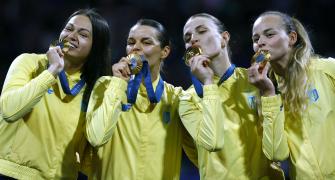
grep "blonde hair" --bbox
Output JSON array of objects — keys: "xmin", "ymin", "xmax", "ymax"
[{"xmin": 259, "ymin": 11, "xmax": 314, "ymax": 119}]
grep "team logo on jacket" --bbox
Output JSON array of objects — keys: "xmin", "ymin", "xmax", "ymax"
[
  {"xmin": 247, "ymin": 95, "xmax": 257, "ymax": 110},
  {"xmin": 308, "ymin": 88, "xmax": 319, "ymax": 102},
  {"xmin": 47, "ymin": 88, "xmax": 54, "ymax": 94}
]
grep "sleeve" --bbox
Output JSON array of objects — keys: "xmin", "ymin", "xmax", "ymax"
[
  {"xmin": 0, "ymin": 54, "xmax": 56, "ymax": 122},
  {"xmin": 85, "ymin": 76, "xmax": 127, "ymax": 147},
  {"xmin": 261, "ymin": 94, "xmax": 289, "ymax": 161},
  {"xmin": 181, "ymin": 125, "xmax": 198, "ymax": 167},
  {"xmin": 179, "ymin": 84, "xmax": 224, "ymax": 151},
  {"xmin": 320, "ymin": 57, "xmax": 335, "ymax": 89}
]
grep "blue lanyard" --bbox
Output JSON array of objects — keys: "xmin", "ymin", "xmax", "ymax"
[
  {"xmin": 192, "ymin": 64, "xmax": 235, "ymax": 98},
  {"xmin": 58, "ymin": 70, "xmax": 85, "ymax": 96},
  {"xmin": 217, "ymin": 64, "xmax": 235, "ymax": 85},
  {"xmin": 122, "ymin": 60, "xmax": 164, "ymax": 111}
]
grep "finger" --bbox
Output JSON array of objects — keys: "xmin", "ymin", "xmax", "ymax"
[
  {"xmin": 202, "ymin": 58, "xmax": 210, "ymax": 67},
  {"xmin": 120, "ymin": 57, "xmax": 131, "ymax": 64},
  {"xmin": 120, "ymin": 67, "xmax": 129, "ymax": 78},
  {"xmin": 196, "ymin": 56, "xmax": 208, "ymax": 67},
  {"xmin": 261, "ymin": 62, "xmax": 270, "ymax": 76},
  {"xmin": 189, "ymin": 57, "xmax": 197, "ymax": 72},
  {"xmin": 119, "ymin": 58, "xmax": 131, "ymax": 75},
  {"xmin": 249, "ymin": 63, "xmax": 259, "ymax": 75},
  {"xmin": 55, "ymin": 47, "xmax": 64, "ymax": 57}
]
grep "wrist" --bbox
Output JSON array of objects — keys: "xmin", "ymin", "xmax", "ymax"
[
  {"xmin": 203, "ymin": 78, "xmax": 214, "ymax": 85},
  {"xmin": 48, "ymin": 65, "xmax": 62, "ymax": 77},
  {"xmin": 261, "ymin": 88, "xmax": 276, "ymax": 97}
]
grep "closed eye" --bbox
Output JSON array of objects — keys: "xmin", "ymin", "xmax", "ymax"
[
  {"xmin": 127, "ymin": 40, "xmax": 135, "ymax": 45},
  {"xmin": 143, "ymin": 40, "xmax": 153, "ymax": 45},
  {"xmin": 252, "ymin": 36, "xmax": 259, "ymax": 43}
]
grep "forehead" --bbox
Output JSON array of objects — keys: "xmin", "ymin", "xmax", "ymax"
[
  {"xmin": 253, "ymin": 15, "xmax": 284, "ymax": 33},
  {"xmin": 128, "ymin": 25, "xmax": 159, "ymax": 39},
  {"xmin": 66, "ymin": 15, "xmax": 92, "ymax": 31},
  {"xmin": 183, "ymin": 16, "xmax": 216, "ymax": 33}
]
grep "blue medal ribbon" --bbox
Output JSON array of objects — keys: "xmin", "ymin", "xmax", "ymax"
[
  {"xmin": 192, "ymin": 64, "xmax": 235, "ymax": 98},
  {"xmin": 58, "ymin": 70, "xmax": 85, "ymax": 96},
  {"xmin": 217, "ymin": 64, "xmax": 235, "ymax": 86},
  {"xmin": 53, "ymin": 41, "xmax": 86, "ymax": 96},
  {"xmin": 122, "ymin": 57, "xmax": 164, "ymax": 111}
]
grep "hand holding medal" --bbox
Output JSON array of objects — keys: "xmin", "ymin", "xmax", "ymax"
[
  {"xmin": 183, "ymin": 45, "xmax": 203, "ymax": 66},
  {"xmin": 251, "ymin": 50, "xmax": 270, "ymax": 73},
  {"xmin": 126, "ymin": 53, "xmax": 143, "ymax": 75}
]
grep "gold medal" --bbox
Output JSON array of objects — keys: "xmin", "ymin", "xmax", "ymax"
[
  {"xmin": 251, "ymin": 50, "xmax": 271, "ymax": 72},
  {"xmin": 50, "ymin": 39, "xmax": 71, "ymax": 53},
  {"xmin": 183, "ymin": 46, "xmax": 203, "ymax": 66},
  {"xmin": 126, "ymin": 53, "xmax": 143, "ymax": 75}
]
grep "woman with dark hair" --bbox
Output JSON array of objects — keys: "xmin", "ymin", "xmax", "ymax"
[
  {"xmin": 249, "ymin": 11, "xmax": 335, "ymax": 179},
  {"xmin": 86, "ymin": 19, "xmax": 194, "ymax": 180},
  {"xmin": 0, "ymin": 8, "xmax": 111, "ymax": 179},
  {"xmin": 178, "ymin": 13, "xmax": 282, "ymax": 179}
]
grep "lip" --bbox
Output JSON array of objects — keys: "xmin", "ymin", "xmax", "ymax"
[
  {"xmin": 259, "ymin": 49, "xmax": 269, "ymax": 52},
  {"xmin": 191, "ymin": 43, "xmax": 201, "ymax": 48},
  {"xmin": 62, "ymin": 38, "xmax": 78, "ymax": 49},
  {"xmin": 128, "ymin": 50, "xmax": 143, "ymax": 56},
  {"xmin": 68, "ymin": 42, "xmax": 77, "ymax": 49}
]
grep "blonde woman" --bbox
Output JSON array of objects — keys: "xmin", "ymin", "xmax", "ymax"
[
  {"xmin": 179, "ymin": 13, "xmax": 282, "ymax": 179},
  {"xmin": 249, "ymin": 11, "xmax": 335, "ymax": 179}
]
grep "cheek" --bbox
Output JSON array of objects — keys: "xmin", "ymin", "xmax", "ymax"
[
  {"xmin": 206, "ymin": 38, "xmax": 221, "ymax": 53},
  {"xmin": 270, "ymin": 37, "xmax": 288, "ymax": 49},
  {"xmin": 146, "ymin": 48, "xmax": 162, "ymax": 61},
  {"xmin": 59, "ymin": 32, "xmax": 67, "ymax": 41},
  {"xmin": 253, "ymin": 43, "xmax": 258, "ymax": 52},
  {"xmin": 126, "ymin": 46, "xmax": 132, "ymax": 54},
  {"xmin": 82, "ymin": 43, "xmax": 92, "ymax": 55}
]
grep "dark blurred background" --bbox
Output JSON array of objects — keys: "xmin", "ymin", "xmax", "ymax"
[
  {"xmin": 0, "ymin": 0, "xmax": 334, "ymax": 179},
  {"xmin": 1, "ymin": 0, "xmax": 334, "ymax": 91}
]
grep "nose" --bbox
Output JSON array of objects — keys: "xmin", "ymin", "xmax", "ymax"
[
  {"xmin": 190, "ymin": 34, "xmax": 199, "ymax": 46},
  {"xmin": 130, "ymin": 42, "xmax": 142, "ymax": 54},
  {"xmin": 64, "ymin": 31, "xmax": 77, "ymax": 42},
  {"xmin": 256, "ymin": 36, "xmax": 266, "ymax": 48}
]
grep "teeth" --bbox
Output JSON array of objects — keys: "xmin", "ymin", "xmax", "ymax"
[{"xmin": 69, "ymin": 44, "xmax": 76, "ymax": 48}]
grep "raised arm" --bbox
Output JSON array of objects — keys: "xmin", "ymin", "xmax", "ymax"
[
  {"xmin": 0, "ymin": 53, "xmax": 60, "ymax": 122},
  {"xmin": 179, "ymin": 84, "xmax": 224, "ymax": 152},
  {"xmin": 85, "ymin": 76, "xmax": 127, "ymax": 147}
]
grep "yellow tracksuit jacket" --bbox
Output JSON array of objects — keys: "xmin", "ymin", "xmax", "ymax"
[
  {"xmin": 179, "ymin": 67, "xmax": 283, "ymax": 180},
  {"xmin": 0, "ymin": 53, "xmax": 88, "ymax": 179},
  {"xmin": 86, "ymin": 76, "xmax": 194, "ymax": 180},
  {"xmin": 262, "ymin": 57, "xmax": 335, "ymax": 179}
]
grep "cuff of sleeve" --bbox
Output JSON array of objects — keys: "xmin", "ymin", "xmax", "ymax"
[
  {"xmin": 261, "ymin": 94, "xmax": 282, "ymax": 112},
  {"xmin": 39, "ymin": 70, "xmax": 57, "ymax": 88},
  {"xmin": 203, "ymin": 84, "xmax": 219, "ymax": 99}
]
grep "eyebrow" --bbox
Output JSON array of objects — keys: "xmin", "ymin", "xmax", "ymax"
[
  {"xmin": 195, "ymin": 25, "xmax": 207, "ymax": 31},
  {"xmin": 184, "ymin": 24, "xmax": 207, "ymax": 37},
  {"xmin": 127, "ymin": 37, "xmax": 153, "ymax": 41},
  {"xmin": 66, "ymin": 23, "xmax": 92, "ymax": 34},
  {"xmin": 253, "ymin": 28, "xmax": 274, "ymax": 37},
  {"xmin": 263, "ymin": 28, "xmax": 274, "ymax": 33}
]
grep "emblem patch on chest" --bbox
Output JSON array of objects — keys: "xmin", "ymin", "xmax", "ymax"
[
  {"xmin": 47, "ymin": 89, "xmax": 54, "ymax": 94},
  {"xmin": 308, "ymin": 88, "xmax": 319, "ymax": 102},
  {"xmin": 247, "ymin": 95, "xmax": 257, "ymax": 110}
]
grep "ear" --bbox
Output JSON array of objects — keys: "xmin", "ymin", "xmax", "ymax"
[
  {"xmin": 221, "ymin": 31, "xmax": 230, "ymax": 48},
  {"xmin": 160, "ymin": 46, "xmax": 171, "ymax": 60},
  {"xmin": 288, "ymin": 31, "xmax": 298, "ymax": 46}
]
